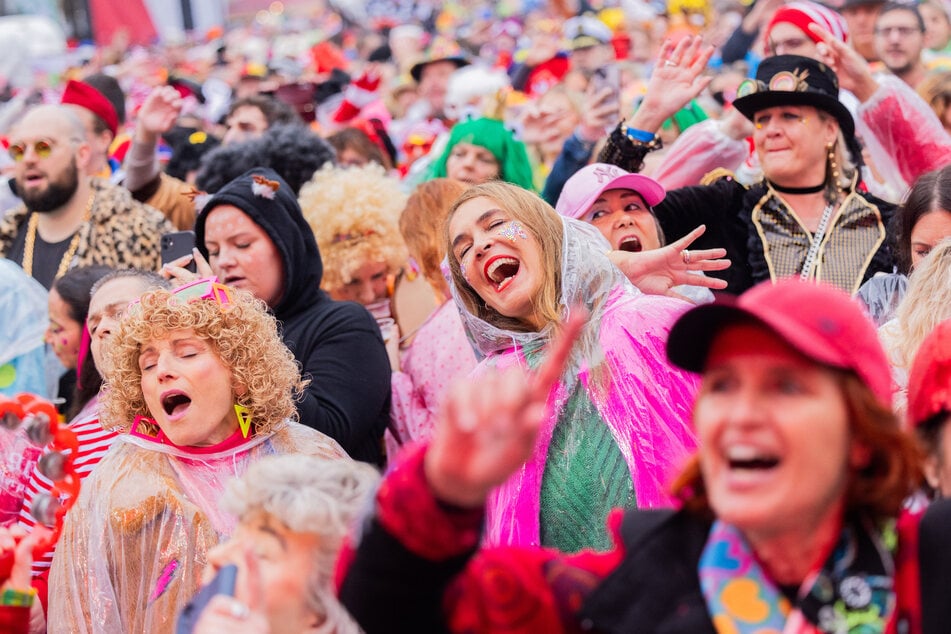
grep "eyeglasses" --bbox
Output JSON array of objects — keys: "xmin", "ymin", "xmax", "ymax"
[
  {"xmin": 874, "ymin": 25, "xmax": 923, "ymax": 37},
  {"xmin": 7, "ymin": 139, "xmax": 55, "ymax": 162}
]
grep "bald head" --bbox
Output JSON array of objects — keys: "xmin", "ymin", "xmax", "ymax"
[{"xmin": 12, "ymin": 104, "xmax": 87, "ymax": 143}]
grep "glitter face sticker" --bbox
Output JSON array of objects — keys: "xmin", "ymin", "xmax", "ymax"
[{"xmin": 499, "ymin": 220, "xmax": 528, "ymax": 242}]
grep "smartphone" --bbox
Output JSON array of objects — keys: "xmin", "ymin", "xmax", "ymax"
[
  {"xmin": 176, "ymin": 564, "xmax": 238, "ymax": 633},
  {"xmin": 591, "ymin": 65, "xmax": 622, "ymax": 113},
  {"xmin": 161, "ymin": 230, "xmax": 197, "ymax": 273}
]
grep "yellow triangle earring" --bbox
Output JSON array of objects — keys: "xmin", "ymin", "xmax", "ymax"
[{"xmin": 234, "ymin": 404, "xmax": 252, "ymax": 439}]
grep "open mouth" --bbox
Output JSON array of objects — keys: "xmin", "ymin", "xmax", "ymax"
[
  {"xmin": 23, "ymin": 172, "xmax": 45, "ymax": 187},
  {"xmin": 725, "ymin": 446, "xmax": 780, "ymax": 472},
  {"xmin": 618, "ymin": 236, "xmax": 643, "ymax": 253},
  {"xmin": 161, "ymin": 391, "xmax": 192, "ymax": 418},
  {"xmin": 222, "ymin": 275, "xmax": 245, "ymax": 285},
  {"xmin": 484, "ymin": 256, "xmax": 520, "ymax": 292}
]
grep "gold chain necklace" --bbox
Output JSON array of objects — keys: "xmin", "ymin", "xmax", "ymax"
[{"xmin": 22, "ymin": 191, "xmax": 94, "ymax": 281}]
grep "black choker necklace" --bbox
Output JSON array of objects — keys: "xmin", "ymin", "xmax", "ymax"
[{"xmin": 768, "ymin": 180, "xmax": 826, "ymax": 195}]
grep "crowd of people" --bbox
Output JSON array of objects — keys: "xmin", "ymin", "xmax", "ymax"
[{"xmin": 2, "ymin": 0, "xmax": 951, "ymax": 631}]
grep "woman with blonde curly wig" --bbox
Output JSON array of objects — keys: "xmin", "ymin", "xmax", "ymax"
[
  {"xmin": 300, "ymin": 163, "xmax": 408, "ymax": 308},
  {"xmin": 299, "ymin": 163, "xmax": 409, "ymax": 368},
  {"xmin": 47, "ymin": 281, "xmax": 346, "ymax": 634}
]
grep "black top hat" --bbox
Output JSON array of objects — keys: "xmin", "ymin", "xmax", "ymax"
[{"xmin": 732, "ymin": 55, "xmax": 855, "ymax": 140}]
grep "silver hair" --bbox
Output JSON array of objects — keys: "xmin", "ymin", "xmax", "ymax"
[{"xmin": 222, "ymin": 455, "xmax": 380, "ymax": 633}]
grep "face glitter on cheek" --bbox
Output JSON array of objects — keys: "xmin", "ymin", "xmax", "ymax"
[{"xmin": 500, "ymin": 221, "xmax": 529, "ymax": 242}]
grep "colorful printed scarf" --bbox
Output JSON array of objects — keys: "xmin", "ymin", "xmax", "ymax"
[{"xmin": 699, "ymin": 519, "xmax": 897, "ymax": 634}]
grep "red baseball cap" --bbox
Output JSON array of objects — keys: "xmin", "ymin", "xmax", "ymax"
[
  {"xmin": 61, "ymin": 79, "xmax": 119, "ymax": 137},
  {"xmin": 666, "ymin": 277, "xmax": 892, "ymax": 407},
  {"xmin": 908, "ymin": 319, "xmax": 951, "ymax": 428}
]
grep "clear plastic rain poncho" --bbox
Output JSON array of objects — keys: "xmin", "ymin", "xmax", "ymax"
[
  {"xmin": 47, "ymin": 422, "xmax": 345, "ymax": 633},
  {"xmin": 0, "ymin": 259, "xmax": 50, "ymax": 525},
  {"xmin": 452, "ymin": 219, "xmax": 699, "ymax": 553}
]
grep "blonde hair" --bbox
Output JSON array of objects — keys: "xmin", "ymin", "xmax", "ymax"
[
  {"xmin": 101, "ymin": 286, "xmax": 304, "ymax": 435},
  {"xmin": 446, "ymin": 182, "xmax": 564, "ymax": 332},
  {"xmin": 895, "ymin": 238, "xmax": 951, "ymax": 368},
  {"xmin": 222, "ymin": 455, "xmax": 379, "ymax": 633},
  {"xmin": 299, "ymin": 163, "xmax": 409, "ymax": 293},
  {"xmin": 400, "ymin": 178, "xmax": 469, "ymax": 296}
]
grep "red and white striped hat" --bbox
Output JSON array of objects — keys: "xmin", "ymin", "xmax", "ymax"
[{"xmin": 765, "ymin": 1, "xmax": 849, "ymax": 53}]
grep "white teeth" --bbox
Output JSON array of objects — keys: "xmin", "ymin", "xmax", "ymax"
[
  {"xmin": 487, "ymin": 257, "xmax": 518, "ymax": 283},
  {"xmin": 725, "ymin": 445, "xmax": 766, "ymax": 461}
]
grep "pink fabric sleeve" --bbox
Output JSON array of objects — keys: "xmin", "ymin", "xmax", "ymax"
[{"xmin": 651, "ymin": 119, "xmax": 750, "ymax": 190}]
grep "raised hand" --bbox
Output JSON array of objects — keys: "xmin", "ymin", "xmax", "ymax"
[
  {"xmin": 628, "ymin": 36, "xmax": 715, "ymax": 133},
  {"xmin": 809, "ymin": 23, "xmax": 879, "ymax": 102},
  {"xmin": 608, "ymin": 224, "xmax": 730, "ymax": 299},
  {"xmin": 137, "ymin": 86, "xmax": 185, "ymax": 138},
  {"xmin": 424, "ymin": 310, "xmax": 587, "ymax": 508}
]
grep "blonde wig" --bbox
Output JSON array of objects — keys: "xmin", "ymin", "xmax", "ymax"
[
  {"xmin": 894, "ymin": 238, "xmax": 951, "ymax": 369},
  {"xmin": 222, "ymin": 455, "xmax": 379, "ymax": 634},
  {"xmin": 101, "ymin": 286, "xmax": 305, "ymax": 436},
  {"xmin": 299, "ymin": 163, "xmax": 409, "ymax": 293},
  {"xmin": 400, "ymin": 178, "xmax": 470, "ymax": 296},
  {"xmin": 446, "ymin": 182, "xmax": 564, "ymax": 332}
]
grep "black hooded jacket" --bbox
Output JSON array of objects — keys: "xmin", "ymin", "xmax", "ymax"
[{"xmin": 197, "ymin": 168, "xmax": 391, "ymax": 464}]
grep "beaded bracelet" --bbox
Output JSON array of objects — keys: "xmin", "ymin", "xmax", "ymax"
[{"xmin": 623, "ymin": 125, "xmax": 663, "ymax": 150}]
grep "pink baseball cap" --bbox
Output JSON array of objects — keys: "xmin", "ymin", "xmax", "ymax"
[
  {"xmin": 554, "ymin": 163, "xmax": 666, "ymax": 220},
  {"xmin": 908, "ymin": 319, "xmax": 951, "ymax": 428},
  {"xmin": 666, "ymin": 278, "xmax": 892, "ymax": 407}
]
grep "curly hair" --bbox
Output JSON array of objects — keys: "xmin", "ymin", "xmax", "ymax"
[
  {"xmin": 100, "ymin": 286, "xmax": 305, "ymax": 437},
  {"xmin": 299, "ymin": 163, "xmax": 408, "ymax": 292},
  {"xmin": 196, "ymin": 124, "xmax": 336, "ymax": 195}
]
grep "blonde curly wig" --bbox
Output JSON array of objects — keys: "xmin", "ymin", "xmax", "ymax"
[
  {"xmin": 100, "ymin": 286, "xmax": 306, "ymax": 436},
  {"xmin": 298, "ymin": 163, "xmax": 408, "ymax": 293}
]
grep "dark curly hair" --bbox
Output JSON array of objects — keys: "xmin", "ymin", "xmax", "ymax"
[{"xmin": 196, "ymin": 124, "xmax": 336, "ymax": 195}]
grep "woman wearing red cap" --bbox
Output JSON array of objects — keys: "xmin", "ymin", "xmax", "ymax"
[{"xmin": 340, "ymin": 277, "xmax": 928, "ymax": 633}]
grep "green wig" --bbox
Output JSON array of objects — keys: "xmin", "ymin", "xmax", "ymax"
[{"xmin": 428, "ymin": 117, "xmax": 536, "ymax": 191}]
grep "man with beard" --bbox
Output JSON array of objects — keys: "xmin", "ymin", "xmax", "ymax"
[
  {"xmin": 874, "ymin": 3, "xmax": 929, "ymax": 89},
  {"xmin": 0, "ymin": 105, "xmax": 172, "ymax": 290}
]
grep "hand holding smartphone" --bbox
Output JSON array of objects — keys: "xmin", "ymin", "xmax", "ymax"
[
  {"xmin": 176, "ymin": 564, "xmax": 238, "ymax": 633},
  {"xmin": 590, "ymin": 65, "xmax": 622, "ymax": 114},
  {"xmin": 161, "ymin": 230, "xmax": 198, "ymax": 274}
]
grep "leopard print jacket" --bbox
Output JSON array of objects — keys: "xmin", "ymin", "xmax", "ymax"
[{"xmin": 0, "ymin": 178, "xmax": 174, "ymax": 273}]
